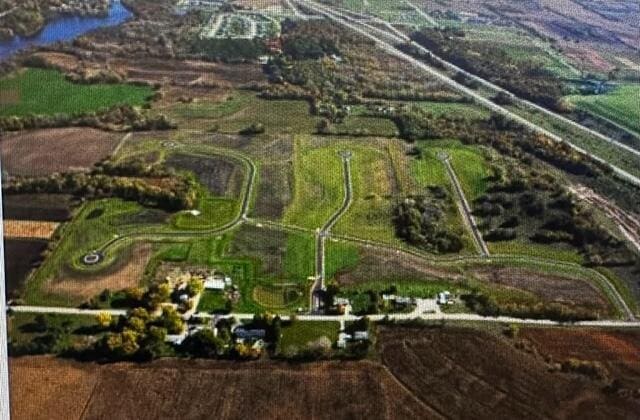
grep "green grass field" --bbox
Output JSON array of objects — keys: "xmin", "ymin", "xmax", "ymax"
[
  {"xmin": 171, "ymin": 196, "xmax": 238, "ymax": 230},
  {"xmin": 342, "ymin": 278, "xmax": 466, "ymax": 299},
  {"xmin": 279, "ymin": 321, "xmax": 340, "ymax": 351},
  {"xmin": 0, "ymin": 68, "xmax": 153, "ymax": 117},
  {"xmin": 285, "ymin": 137, "xmax": 404, "ymax": 244},
  {"xmin": 197, "ymin": 290, "xmax": 229, "ymax": 313},
  {"xmin": 332, "ymin": 115, "xmax": 399, "ymax": 137},
  {"xmin": 415, "ymin": 101, "xmax": 490, "ymax": 120},
  {"xmin": 567, "ymin": 83, "xmax": 640, "ymax": 135},
  {"xmin": 487, "ymin": 241, "xmax": 584, "ymax": 264},
  {"xmin": 284, "ymin": 136, "xmax": 346, "ymax": 229},
  {"xmin": 409, "ymin": 139, "xmax": 491, "ymax": 200},
  {"xmin": 168, "ymin": 91, "xmax": 320, "ymax": 134},
  {"xmin": 24, "ymin": 199, "xmax": 159, "ymax": 306}
]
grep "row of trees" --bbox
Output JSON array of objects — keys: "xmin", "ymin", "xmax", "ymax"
[
  {"xmin": 0, "ymin": 104, "xmax": 176, "ymax": 132},
  {"xmin": 461, "ymin": 292, "xmax": 600, "ymax": 322},
  {"xmin": 4, "ymin": 172, "xmax": 198, "ymax": 212}
]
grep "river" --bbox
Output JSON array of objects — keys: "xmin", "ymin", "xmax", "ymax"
[{"xmin": 0, "ymin": 0, "xmax": 132, "ymax": 60}]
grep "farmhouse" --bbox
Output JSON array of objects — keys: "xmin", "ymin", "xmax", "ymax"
[
  {"xmin": 204, "ymin": 276, "xmax": 225, "ymax": 290},
  {"xmin": 353, "ymin": 331, "xmax": 369, "ymax": 341},
  {"xmin": 437, "ymin": 291, "xmax": 452, "ymax": 305},
  {"xmin": 165, "ymin": 332, "xmax": 188, "ymax": 345},
  {"xmin": 333, "ymin": 297, "xmax": 351, "ymax": 315},
  {"xmin": 337, "ymin": 332, "xmax": 351, "ymax": 349},
  {"xmin": 234, "ymin": 327, "xmax": 266, "ymax": 343}
]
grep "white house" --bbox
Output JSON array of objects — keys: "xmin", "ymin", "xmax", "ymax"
[
  {"xmin": 204, "ymin": 277, "xmax": 225, "ymax": 290},
  {"xmin": 337, "ymin": 332, "xmax": 352, "ymax": 348},
  {"xmin": 353, "ymin": 331, "xmax": 369, "ymax": 341},
  {"xmin": 437, "ymin": 291, "xmax": 452, "ymax": 305}
]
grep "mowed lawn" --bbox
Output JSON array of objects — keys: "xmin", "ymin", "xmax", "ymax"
[
  {"xmin": 279, "ymin": 321, "xmax": 340, "ymax": 351},
  {"xmin": 0, "ymin": 68, "xmax": 153, "ymax": 116},
  {"xmin": 415, "ymin": 140, "xmax": 490, "ymax": 201},
  {"xmin": 567, "ymin": 83, "xmax": 640, "ymax": 135}
]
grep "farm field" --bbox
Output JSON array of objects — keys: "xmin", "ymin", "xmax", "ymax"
[
  {"xmin": 4, "ymin": 239, "xmax": 48, "ymax": 300},
  {"xmin": 3, "ymin": 220, "xmax": 59, "ymax": 239},
  {"xmin": 168, "ymin": 91, "xmax": 320, "ymax": 134},
  {"xmin": 567, "ymin": 83, "xmax": 640, "ymax": 135},
  {"xmin": 8, "ymin": 356, "xmax": 427, "ymax": 420},
  {"xmin": 10, "ymin": 325, "xmax": 640, "ymax": 419},
  {"xmin": 0, "ymin": 128, "xmax": 123, "ymax": 176},
  {"xmin": 0, "ymin": 68, "xmax": 153, "ymax": 116},
  {"xmin": 378, "ymin": 326, "xmax": 640, "ymax": 418},
  {"xmin": 2, "ymin": 194, "xmax": 74, "ymax": 222},
  {"xmin": 520, "ymin": 327, "xmax": 640, "ymax": 391}
]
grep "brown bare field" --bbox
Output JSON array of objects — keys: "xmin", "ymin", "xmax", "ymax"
[
  {"xmin": 336, "ymin": 247, "xmax": 463, "ymax": 287},
  {"xmin": 378, "ymin": 326, "xmax": 640, "ymax": 419},
  {"xmin": 46, "ymin": 244, "xmax": 152, "ymax": 300},
  {"xmin": 9, "ymin": 357, "xmax": 426, "ymax": 420},
  {"xmin": 31, "ymin": 52, "xmax": 82, "ymax": 72},
  {"xmin": 470, "ymin": 266, "xmax": 611, "ymax": 313},
  {"xmin": 9, "ymin": 356, "xmax": 100, "ymax": 420},
  {"xmin": 521, "ymin": 327, "xmax": 640, "ymax": 392},
  {"xmin": 4, "ymin": 220, "xmax": 59, "ymax": 239},
  {"xmin": 5, "ymin": 239, "xmax": 48, "ymax": 299},
  {"xmin": 0, "ymin": 128, "xmax": 122, "ymax": 176},
  {"xmin": 111, "ymin": 58, "xmax": 264, "ymax": 87},
  {"xmin": 2, "ymin": 194, "xmax": 74, "ymax": 222}
]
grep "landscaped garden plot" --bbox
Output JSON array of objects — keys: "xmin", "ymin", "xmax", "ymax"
[
  {"xmin": 567, "ymin": 83, "xmax": 640, "ymax": 135},
  {"xmin": 0, "ymin": 68, "xmax": 153, "ymax": 116},
  {"xmin": 0, "ymin": 128, "xmax": 122, "ymax": 176}
]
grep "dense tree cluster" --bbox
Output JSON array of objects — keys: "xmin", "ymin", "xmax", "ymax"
[
  {"xmin": 461, "ymin": 292, "xmax": 600, "ymax": 322},
  {"xmin": 4, "ymin": 171, "xmax": 197, "ymax": 212},
  {"xmin": 473, "ymin": 165, "xmax": 636, "ymax": 266},
  {"xmin": 410, "ymin": 28, "xmax": 566, "ymax": 111},
  {"xmin": 263, "ymin": 21, "xmax": 463, "ymax": 122},
  {"xmin": 393, "ymin": 188, "xmax": 464, "ymax": 254},
  {"xmin": 282, "ymin": 35, "xmax": 339, "ymax": 60},
  {"xmin": 189, "ymin": 38, "xmax": 266, "ymax": 62}
]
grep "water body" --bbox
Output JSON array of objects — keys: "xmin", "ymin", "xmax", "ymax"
[{"xmin": 0, "ymin": 0, "xmax": 132, "ymax": 60}]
